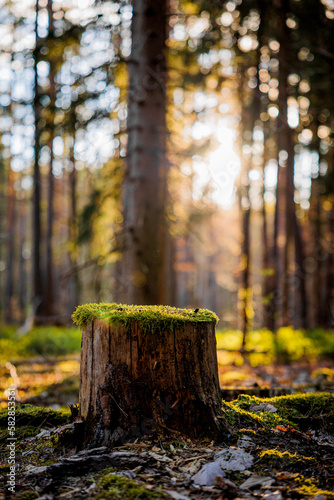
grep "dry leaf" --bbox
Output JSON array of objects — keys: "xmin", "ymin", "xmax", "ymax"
[
  {"xmin": 214, "ymin": 448, "xmax": 254, "ymax": 471},
  {"xmin": 192, "ymin": 461, "xmax": 226, "ymax": 486}
]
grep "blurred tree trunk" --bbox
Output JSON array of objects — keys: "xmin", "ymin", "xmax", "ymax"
[
  {"xmin": 272, "ymin": 146, "xmax": 283, "ymax": 331},
  {"xmin": 275, "ymin": 0, "xmax": 308, "ymax": 328},
  {"xmin": 237, "ymin": 68, "xmax": 251, "ymax": 348},
  {"xmin": 261, "ymin": 123, "xmax": 271, "ymax": 329},
  {"xmin": 18, "ymin": 195, "xmax": 27, "ymax": 323},
  {"xmin": 68, "ymin": 128, "xmax": 80, "ymax": 309},
  {"xmin": 5, "ymin": 161, "xmax": 16, "ymax": 323},
  {"xmin": 120, "ymin": 0, "xmax": 169, "ymax": 305},
  {"xmin": 0, "ymin": 150, "xmax": 5, "ymax": 321},
  {"xmin": 44, "ymin": 0, "xmax": 55, "ymax": 318},
  {"xmin": 32, "ymin": 0, "xmax": 43, "ymax": 319},
  {"xmin": 323, "ymin": 200, "xmax": 334, "ymax": 326}
]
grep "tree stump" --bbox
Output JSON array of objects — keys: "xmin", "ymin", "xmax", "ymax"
[{"xmin": 73, "ymin": 303, "xmax": 228, "ymax": 446}]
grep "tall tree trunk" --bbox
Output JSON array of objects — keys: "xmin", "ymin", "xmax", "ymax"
[
  {"xmin": 293, "ymin": 210, "xmax": 307, "ymax": 328},
  {"xmin": 272, "ymin": 146, "xmax": 283, "ymax": 332},
  {"xmin": 68, "ymin": 129, "xmax": 80, "ymax": 309},
  {"xmin": 44, "ymin": 0, "xmax": 55, "ymax": 318},
  {"xmin": 241, "ymin": 201, "xmax": 251, "ymax": 351},
  {"xmin": 121, "ymin": 0, "xmax": 169, "ymax": 305},
  {"xmin": 18, "ymin": 196, "xmax": 27, "ymax": 323},
  {"xmin": 323, "ymin": 201, "xmax": 334, "ymax": 326},
  {"xmin": 261, "ymin": 123, "xmax": 271, "ymax": 329},
  {"xmin": 0, "ymin": 149, "xmax": 5, "ymax": 321},
  {"xmin": 5, "ymin": 161, "xmax": 16, "ymax": 323},
  {"xmin": 275, "ymin": 0, "xmax": 307, "ymax": 327},
  {"xmin": 32, "ymin": 0, "xmax": 43, "ymax": 317}
]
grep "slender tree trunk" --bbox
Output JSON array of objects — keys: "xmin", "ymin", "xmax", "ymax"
[
  {"xmin": 0, "ymin": 150, "xmax": 5, "ymax": 321},
  {"xmin": 275, "ymin": 0, "xmax": 308, "ymax": 327},
  {"xmin": 5, "ymin": 162, "xmax": 16, "ymax": 323},
  {"xmin": 323, "ymin": 201, "xmax": 334, "ymax": 326},
  {"xmin": 241, "ymin": 201, "xmax": 251, "ymax": 351},
  {"xmin": 44, "ymin": 0, "xmax": 55, "ymax": 317},
  {"xmin": 293, "ymin": 210, "xmax": 307, "ymax": 328},
  {"xmin": 261, "ymin": 123, "xmax": 271, "ymax": 328},
  {"xmin": 121, "ymin": 0, "xmax": 169, "ymax": 305},
  {"xmin": 18, "ymin": 196, "xmax": 27, "ymax": 323},
  {"xmin": 272, "ymin": 146, "xmax": 282, "ymax": 332},
  {"xmin": 32, "ymin": 0, "xmax": 43, "ymax": 317},
  {"xmin": 67, "ymin": 129, "xmax": 80, "ymax": 309}
]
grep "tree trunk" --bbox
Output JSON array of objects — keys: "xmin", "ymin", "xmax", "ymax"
[
  {"xmin": 275, "ymin": 0, "xmax": 308, "ymax": 327},
  {"xmin": 0, "ymin": 150, "xmax": 5, "ymax": 321},
  {"xmin": 32, "ymin": 0, "xmax": 43, "ymax": 318},
  {"xmin": 44, "ymin": 0, "xmax": 55, "ymax": 318},
  {"xmin": 120, "ymin": 0, "xmax": 169, "ymax": 305},
  {"xmin": 5, "ymin": 161, "xmax": 16, "ymax": 323},
  {"xmin": 18, "ymin": 197, "xmax": 27, "ymax": 323},
  {"xmin": 78, "ymin": 308, "xmax": 227, "ymax": 446},
  {"xmin": 68, "ymin": 130, "xmax": 80, "ymax": 310},
  {"xmin": 261, "ymin": 123, "xmax": 271, "ymax": 329}
]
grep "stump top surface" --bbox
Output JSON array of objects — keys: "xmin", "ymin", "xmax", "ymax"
[{"xmin": 72, "ymin": 303, "xmax": 218, "ymax": 332}]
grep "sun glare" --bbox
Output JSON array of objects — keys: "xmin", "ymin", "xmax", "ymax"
[{"xmin": 192, "ymin": 120, "xmax": 241, "ymax": 209}]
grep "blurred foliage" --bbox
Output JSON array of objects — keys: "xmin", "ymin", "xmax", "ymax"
[
  {"xmin": 0, "ymin": 326, "xmax": 81, "ymax": 361},
  {"xmin": 216, "ymin": 326, "xmax": 334, "ymax": 365},
  {"xmin": 0, "ymin": 324, "xmax": 333, "ymax": 364}
]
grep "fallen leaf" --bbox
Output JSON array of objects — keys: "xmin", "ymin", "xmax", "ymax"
[
  {"xmin": 192, "ymin": 461, "xmax": 226, "ymax": 486},
  {"xmin": 165, "ymin": 491, "xmax": 189, "ymax": 500},
  {"xmin": 276, "ymin": 471, "xmax": 299, "ymax": 480},
  {"xmin": 240, "ymin": 475, "xmax": 275, "ymax": 490},
  {"xmin": 262, "ymin": 489, "xmax": 283, "ymax": 500},
  {"xmin": 214, "ymin": 447, "xmax": 254, "ymax": 471}
]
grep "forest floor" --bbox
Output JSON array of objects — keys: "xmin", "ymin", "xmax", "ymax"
[{"xmin": 0, "ymin": 327, "xmax": 334, "ymax": 499}]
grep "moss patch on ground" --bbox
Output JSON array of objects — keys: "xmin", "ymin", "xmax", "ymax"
[
  {"xmin": 293, "ymin": 476, "xmax": 334, "ymax": 499},
  {"xmin": 258, "ymin": 449, "xmax": 315, "ymax": 469},
  {"xmin": 230, "ymin": 392, "xmax": 334, "ymax": 433},
  {"xmin": 93, "ymin": 471, "xmax": 168, "ymax": 499},
  {"xmin": 72, "ymin": 303, "xmax": 219, "ymax": 333},
  {"xmin": 0, "ymin": 403, "xmax": 70, "ymax": 429}
]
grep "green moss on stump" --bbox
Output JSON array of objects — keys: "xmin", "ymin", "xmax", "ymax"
[{"xmin": 72, "ymin": 303, "xmax": 219, "ymax": 333}]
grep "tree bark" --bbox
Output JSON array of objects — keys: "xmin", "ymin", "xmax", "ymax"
[
  {"xmin": 68, "ymin": 129, "xmax": 80, "ymax": 310},
  {"xmin": 275, "ymin": 0, "xmax": 308, "ymax": 328},
  {"xmin": 120, "ymin": 0, "xmax": 169, "ymax": 305},
  {"xmin": 79, "ymin": 319, "xmax": 227, "ymax": 446},
  {"xmin": 44, "ymin": 0, "xmax": 55, "ymax": 318},
  {"xmin": 32, "ymin": 0, "xmax": 43, "ymax": 318},
  {"xmin": 5, "ymin": 161, "xmax": 16, "ymax": 323},
  {"xmin": 261, "ymin": 123, "xmax": 271, "ymax": 329}
]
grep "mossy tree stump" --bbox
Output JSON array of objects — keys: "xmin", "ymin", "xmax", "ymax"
[{"xmin": 73, "ymin": 303, "xmax": 228, "ymax": 446}]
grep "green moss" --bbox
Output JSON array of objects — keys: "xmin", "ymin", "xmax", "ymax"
[
  {"xmin": 93, "ymin": 472, "xmax": 167, "ymax": 499},
  {"xmin": 0, "ymin": 404, "xmax": 70, "ymax": 429},
  {"xmin": 258, "ymin": 449, "xmax": 315, "ymax": 466},
  {"xmin": 16, "ymin": 491, "xmax": 39, "ymax": 500},
  {"xmin": 293, "ymin": 476, "xmax": 334, "ymax": 499},
  {"xmin": 233, "ymin": 393, "xmax": 334, "ymax": 432},
  {"xmin": 72, "ymin": 303, "xmax": 219, "ymax": 333},
  {"xmin": 222, "ymin": 401, "xmax": 293, "ymax": 430}
]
